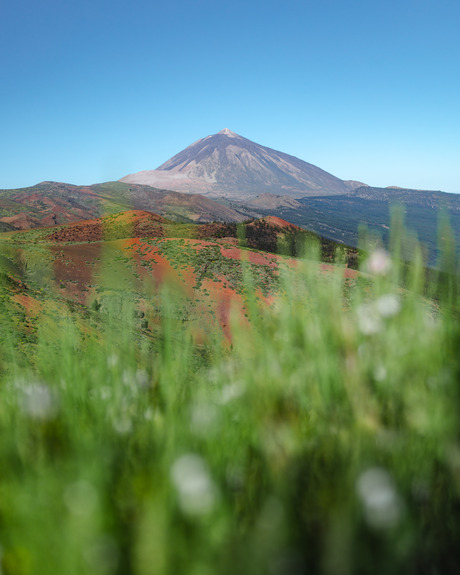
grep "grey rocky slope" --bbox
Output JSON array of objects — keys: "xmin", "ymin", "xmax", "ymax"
[{"xmin": 120, "ymin": 129, "xmax": 354, "ymax": 199}]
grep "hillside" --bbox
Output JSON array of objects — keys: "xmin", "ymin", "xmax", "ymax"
[
  {"xmin": 44, "ymin": 210, "xmax": 168, "ymax": 243},
  {"xmin": 246, "ymin": 193, "xmax": 303, "ymax": 209},
  {"xmin": 0, "ymin": 221, "xmax": 16, "ymax": 232},
  {"xmin": 0, "ymin": 181, "xmax": 252, "ymax": 231},
  {"xmin": 1, "ymin": 203, "xmax": 458, "ymax": 575},
  {"xmin": 6, "ymin": 210, "xmax": 360, "ymax": 270},
  {"xmin": 252, "ymin": 188, "xmax": 460, "ymax": 264},
  {"xmin": 349, "ymin": 185, "xmax": 460, "ymax": 210},
  {"xmin": 1, "ymin": 213, "xmax": 353, "ymax": 343}
]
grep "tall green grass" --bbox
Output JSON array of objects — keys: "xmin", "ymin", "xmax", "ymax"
[{"xmin": 0, "ymin": 224, "xmax": 459, "ymax": 575}]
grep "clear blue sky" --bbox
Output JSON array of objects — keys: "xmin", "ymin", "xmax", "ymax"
[{"xmin": 1, "ymin": 0, "xmax": 459, "ymax": 192}]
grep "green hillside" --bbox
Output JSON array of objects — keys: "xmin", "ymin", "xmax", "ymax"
[{"xmin": 0, "ymin": 216, "xmax": 459, "ymax": 574}]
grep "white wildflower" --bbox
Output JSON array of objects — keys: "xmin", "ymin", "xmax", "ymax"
[
  {"xmin": 112, "ymin": 418, "xmax": 132, "ymax": 435},
  {"xmin": 170, "ymin": 454, "xmax": 218, "ymax": 516},
  {"xmin": 21, "ymin": 383, "xmax": 58, "ymax": 421},
  {"xmin": 376, "ymin": 294, "xmax": 401, "ymax": 317},
  {"xmin": 373, "ymin": 364, "xmax": 387, "ymax": 381},
  {"xmin": 366, "ymin": 249, "xmax": 392, "ymax": 276},
  {"xmin": 357, "ymin": 304, "xmax": 383, "ymax": 335},
  {"xmin": 357, "ymin": 467, "xmax": 403, "ymax": 529},
  {"xmin": 219, "ymin": 383, "xmax": 245, "ymax": 405},
  {"xmin": 357, "ymin": 294, "xmax": 401, "ymax": 335}
]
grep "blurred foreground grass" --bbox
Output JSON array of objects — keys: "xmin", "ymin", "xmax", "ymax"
[{"xmin": 0, "ymin": 221, "xmax": 460, "ymax": 575}]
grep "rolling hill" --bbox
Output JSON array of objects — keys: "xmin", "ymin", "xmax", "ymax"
[
  {"xmin": 0, "ymin": 181, "xmax": 252, "ymax": 231},
  {"xmin": 4, "ymin": 209, "xmax": 359, "ymax": 268}
]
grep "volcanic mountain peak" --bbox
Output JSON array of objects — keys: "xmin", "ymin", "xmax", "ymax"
[
  {"xmin": 120, "ymin": 130, "xmax": 352, "ymax": 199},
  {"xmin": 217, "ymin": 128, "xmax": 238, "ymax": 137}
]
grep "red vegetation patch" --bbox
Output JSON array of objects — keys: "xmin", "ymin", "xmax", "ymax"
[
  {"xmin": 321, "ymin": 263, "xmax": 359, "ymax": 279},
  {"xmin": 216, "ymin": 237, "xmax": 239, "ymax": 246},
  {"xmin": 13, "ymin": 294, "xmax": 42, "ymax": 316},
  {"xmin": 46, "ymin": 211, "xmax": 167, "ymax": 243},
  {"xmin": 249, "ymin": 216, "xmax": 301, "ymax": 230},
  {"xmin": 199, "ymin": 277, "xmax": 247, "ymax": 340},
  {"xmin": 51, "ymin": 243, "xmax": 104, "ymax": 303},
  {"xmin": 220, "ymin": 246, "xmax": 279, "ymax": 268},
  {"xmin": 130, "ymin": 239, "xmax": 196, "ymax": 292}
]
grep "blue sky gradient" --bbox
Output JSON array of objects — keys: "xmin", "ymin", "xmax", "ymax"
[{"xmin": 1, "ymin": 0, "xmax": 459, "ymax": 192}]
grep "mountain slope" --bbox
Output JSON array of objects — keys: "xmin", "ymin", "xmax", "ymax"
[
  {"xmin": 120, "ymin": 129, "xmax": 353, "ymax": 199},
  {"xmin": 349, "ymin": 185, "xmax": 460, "ymax": 210},
  {"xmin": 256, "ymin": 186, "xmax": 460, "ymax": 264}
]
